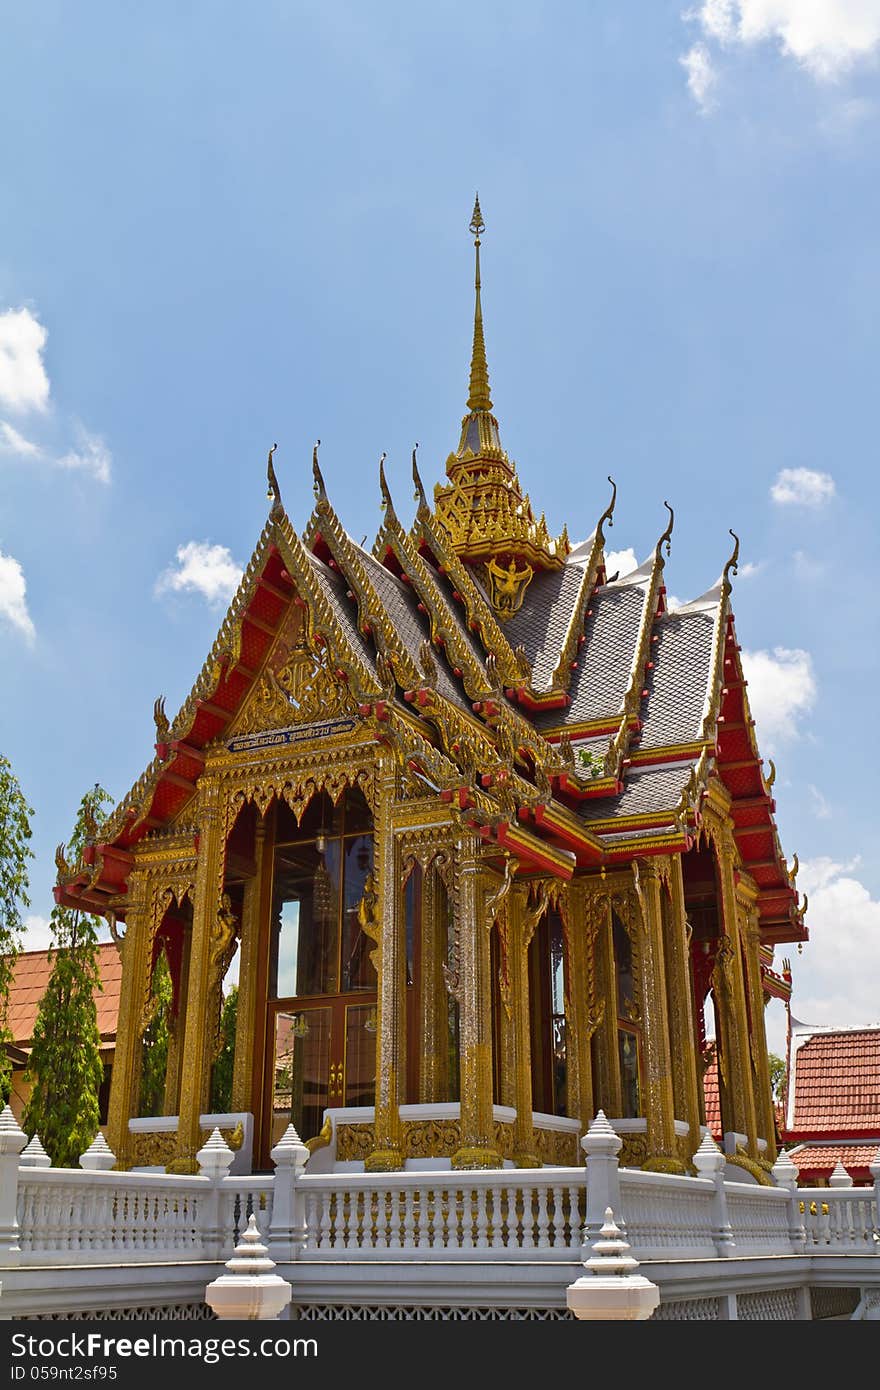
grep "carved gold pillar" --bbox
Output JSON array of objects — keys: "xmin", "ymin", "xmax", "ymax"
[
  {"xmin": 565, "ymin": 883, "xmax": 602, "ymax": 1135},
  {"xmin": 172, "ymin": 779, "xmax": 228, "ymax": 1172},
  {"xmin": 163, "ymin": 921, "xmax": 191, "ymax": 1115},
  {"xmin": 510, "ymin": 884, "xmax": 546, "ymax": 1167},
  {"xmin": 452, "ymin": 834, "xmax": 502, "ymax": 1169},
  {"xmin": 634, "ymin": 859, "xmax": 682, "ymax": 1171},
  {"xmin": 592, "ymin": 890, "xmax": 621, "ymax": 1117},
  {"xmin": 419, "ymin": 856, "xmax": 449, "ymax": 1104},
  {"xmin": 741, "ymin": 883, "xmax": 777, "ymax": 1164},
  {"xmin": 366, "ymin": 759, "xmax": 405, "ymax": 1171},
  {"xmin": 664, "ymin": 857, "xmax": 702, "ymax": 1158},
  {"xmin": 715, "ymin": 829, "xmax": 759, "ymax": 1159},
  {"xmin": 231, "ymin": 815, "xmax": 267, "ymax": 1114},
  {"xmin": 105, "ymin": 870, "xmax": 152, "ymax": 1167}
]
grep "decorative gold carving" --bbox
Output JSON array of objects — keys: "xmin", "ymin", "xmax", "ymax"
[
  {"xmin": 245, "ymin": 644, "xmax": 357, "ymax": 736},
  {"xmin": 306, "ymin": 1113, "xmax": 333, "ymax": 1154},
  {"xmin": 356, "ymin": 873, "xmax": 381, "ymax": 978},
  {"xmin": 486, "ymin": 556, "xmax": 534, "ymax": 618}
]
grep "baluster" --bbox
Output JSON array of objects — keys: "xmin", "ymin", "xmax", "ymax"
[
  {"xmin": 549, "ymin": 1183, "xmax": 562, "ymax": 1249},
  {"xmin": 440, "ymin": 1186, "xmax": 450, "ymax": 1249},
  {"xmin": 566, "ymin": 1184, "xmax": 580, "ymax": 1249},
  {"xmin": 520, "ymin": 1184, "xmax": 536, "ymax": 1250},
  {"xmin": 535, "ymin": 1182, "xmax": 550, "ymax": 1249},
  {"xmin": 472, "ymin": 1184, "xmax": 487, "ymax": 1250},
  {"xmin": 318, "ymin": 1190, "xmax": 332, "ymax": 1250},
  {"xmin": 403, "ymin": 1187, "xmax": 416, "ymax": 1250},
  {"xmin": 489, "ymin": 1184, "xmax": 504, "ymax": 1250}
]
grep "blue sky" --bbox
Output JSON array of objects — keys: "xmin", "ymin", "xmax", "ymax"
[{"xmin": 2, "ymin": 2, "xmax": 879, "ymax": 1054}]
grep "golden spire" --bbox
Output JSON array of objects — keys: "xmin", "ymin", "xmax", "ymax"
[{"xmin": 467, "ymin": 195, "xmax": 493, "ymax": 413}]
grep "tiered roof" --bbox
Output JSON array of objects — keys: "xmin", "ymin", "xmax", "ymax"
[
  {"xmin": 785, "ymin": 1026, "xmax": 880, "ymax": 1183},
  {"xmin": 55, "ymin": 206, "xmax": 807, "ymax": 952}
]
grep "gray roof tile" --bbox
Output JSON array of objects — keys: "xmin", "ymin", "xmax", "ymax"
[
  {"xmin": 504, "ymin": 563, "xmax": 588, "ymax": 689},
  {"xmin": 534, "ymin": 582, "xmax": 646, "ymax": 730},
  {"xmin": 638, "ymin": 608, "xmax": 717, "ymax": 749},
  {"xmin": 578, "ymin": 761, "xmax": 695, "ymax": 823}
]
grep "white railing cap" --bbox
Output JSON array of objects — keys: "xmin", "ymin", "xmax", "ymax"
[
  {"xmin": 0, "ymin": 1104, "xmax": 28, "ymax": 1157},
  {"xmin": 20, "ymin": 1134, "xmax": 51, "ymax": 1168},
  {"xmin": 580, "ymin": 1110, "xmax": 623, "ymax": 1158},
  {"xmin": 79, "ymin": 1133, "xmax": 117, "ymax": 1171}
]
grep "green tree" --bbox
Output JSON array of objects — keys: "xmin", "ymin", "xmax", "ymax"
[
  {"xmin": 768, "ymin": 1052, "xmax": 787, "ymax": 1105},
  {"xmin": 23, "ymin": 784, "xmax": 113, "ymax": 1165},
  {"xmin": 0, "ymin": 753, "xmax": 34, "ymax": 1102},
  {"xmin": 138, "ymin": 948, "xmax": 173, "ymax": 1117},
  {"xmin": 209, "ymin": 986, "xmax": 238, "ymax": 1113}
]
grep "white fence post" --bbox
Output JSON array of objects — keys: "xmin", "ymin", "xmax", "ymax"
[
  {"xmin": 771, "ymin": 1149, "xmax": 806, "ymax": 1254},
  {"xmin": 197, "ymin": 1128, "xmax": 235, "ymax": 1259},
  {"xmin": 828, "ymin": 1159, "xmax": 852, "ymax": 1188},
  {"xmin": 871, "ymin": 1148, "xmax": 880, "ymax": 1242},
  {"xmin": 692, "ymin": 1133, "xmax": 734, "ymax": 1257},
  {"xmin": 581, "ymin": 1111, "xmax": 623, "ymax": 1256},
  {"xmin": 205, "ymin": 1214, "xmax": 292, "ymax": 1321},
  {"xmin": 19, "ymin": 1135, "xmax": 51, "ymax": 1168},
  {"xmin": 566, "ymin": 1206, "xmax": 660, "ymax": 1321},
  {"xmin": 0, "ymin": 1107, "xmax": 27, "ymax": 1265},
  {"xmin": 80, "ymin": 1134, "xmax": 116, "ymax": 1171},
  {"xmin": 269, "ymin": 1124, "xmax": 309, "ymax": 1262}
]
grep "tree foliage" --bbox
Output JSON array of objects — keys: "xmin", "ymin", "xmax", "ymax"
[
  {"xmin": 768, "ymin": 1052, "xmax": 787, "ymax": 1105},
  {"xmin": 0, "ymin": 753, "xmax": 34, "ymax": 1103},
  {"xmin": 209, "ymin": 986, "xmax": 238, "ymax": 1114},
  {"xmin": 139, "ymin": 949, "xmax": 173, "ymax": 1117},
  {"xmin": 22, "ymin": 784, "xmax": 113, "ymax": 1165}
]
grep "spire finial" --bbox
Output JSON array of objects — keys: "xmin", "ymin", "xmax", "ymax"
[{"xmin": 467, "ymin": 194, "xmax": 492, "ymax": 413}]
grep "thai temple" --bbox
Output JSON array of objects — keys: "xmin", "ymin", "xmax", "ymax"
[{"xmin": 55, "ymin": 199, "xmax": 807, "ymax": 1181}]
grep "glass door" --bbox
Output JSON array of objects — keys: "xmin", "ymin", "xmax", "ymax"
[{"xmin": 266, "ymin": 995, "xmax": 377, "ymax": 1152}]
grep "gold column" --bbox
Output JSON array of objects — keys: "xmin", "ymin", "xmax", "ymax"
[
  {"xmin": 163, "ymin": 921, "xmax": 191, "ymax": 1115},
  {"xmin": 172, "ymin": 779, "xmax": 228, "ymax": 1172},
  {"xmin": 365, "ymin": 759, "xmax": 405, "ymax": 1171},
  {"xmin": 715, "ymin": 829, "xmax": 759, "ymax": 1159},
  {"xmin": 452, "ymin": 834, "xmax": 502, "ymax": 1169},
  {"xmin": 741, "ymin": 884, "xmax": 777, "ymax": 1164},
  {"xmin": 565, "ymin": 883, "xmax": 602, "ymax": 1136},
  {"xmin": 510, "ymin": 885, "xmax": 545, "ymax": 1167},
  {"xmin": 418, "ymin": 858, "xmax": 447, "ymax": 1104},
  {"xmin": 664, "ymin": 857, "xmax": 702, "ymax": 1158},
  {"xmin": 231, "ymin": 815, "xmax": 267, "ymax": 1114},
  {"xmin": 634, "ymin": 859, "xmax": 682, "ymax": 1171},
  {"xmin": 592, "ymin": 892, "xmax": 621, "ymax": 1117},
  {"xmin": 105, "ymin": 870, "xmax": 152, "ymax": 1167}
]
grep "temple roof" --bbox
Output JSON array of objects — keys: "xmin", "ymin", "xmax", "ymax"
[
  {"xmin": 54, "ymin": 206, "xmax": 806, "ymax": 949},
  {"xmin": 787, "ymin": 1028, "xmax": 880, "ymax": 1136}
]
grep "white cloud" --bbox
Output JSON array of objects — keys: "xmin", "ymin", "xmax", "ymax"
[
  {"xmin": 682, "ymin": 1, "xmax": 880, "ymax": 107},
  {"xmin": 58, "ymin": 424, "xmax": 112, "ymax": 484},
  {"xmin": 770, "ymin": 467, "xmax": 835, "ymax": 506},
  {"xmin": 0, "ymin": 308, "xmax": 50, "ymax": 413},
  {"xmin": 740, "ymin": 645, "xmax": 816, "ymax": 750},
  {"xmin": 0, "ymin": 549, "xmax": 36, "ymax": 644},
  {"xmin": 156, "ymin": 540, "xmax": 244, "ymax": 606},
  {"xmin": 0, "ymin": 420, "xmax": 42, "ymax": 457},
  {"xmin": 786, "ymin": 855, "xmax": 880, "ymax": 1032},
  {"xmin": 22, "ymin": 914, "xmax": 54, "ymax": 951},
  {"xmin": 737, "ymin": 559, "xmax": 763, "ymax": 578},
  {"xmin": 808, "ymin": 783, "xmax": 832, "ymax": 819},
  {"xmin": 604, "ymin": 546, "xmax": 639, "ymax": 579},
  {"xmin": 680, "ymin": 42, "xmax": 718, "ymax": 111}
]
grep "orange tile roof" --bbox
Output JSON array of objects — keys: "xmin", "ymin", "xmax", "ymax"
[
  {"xmin": 791, "ymin": 1028, "xmax": 880, "ymax": 1133},
  {"xmin": 788, "ymin": 1144, "xmax": 880, "ymax": 1179},
  {"xmin": 703, "ymin": 1055, "xmax": 722, "ymax": 1140},
  {"xmin": 3, "ymin": 943, "xmax": 122, "ymax": 1046}
]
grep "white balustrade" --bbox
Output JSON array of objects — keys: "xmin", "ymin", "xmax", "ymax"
[
  {"xmin": 295, "ymin": 1168, "xmax": 586, "ymax": 1261},
  {"xmin": 618, "ymin": 1170, "xmax": 717, "ymax": 1259},
  {"xmin": 800, "ymin": 1188, "xmax": 880, "ymax": 1253},
  {"xmin": 723, "ymin": 1184, "xmax": 791, "ymax": 1253}
]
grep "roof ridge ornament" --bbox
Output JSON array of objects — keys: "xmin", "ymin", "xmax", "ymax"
[
  {"xmin": 411, "ymin": 443, "xmax": 429, "ymax": 515},
  {"xmin": 597, "ymin": 475, "xmax": 616, "ymax": 546},
  {"xmin": 266, "ymin": 442, "xmax": 282, "ymax": 516},
  {"xmin": 655, "ymin": 501, "xmax": 674, "ymax": 564},
  {"xmin": 378, "ymin": 452, "xmax": 392, "ymax": 513},
  {"xmin": 723, "ymin": 529, "xmax": 740, "ymax": 594},
  {"xmin": 312, "ymin": 439, "xmax": 326, "ymax": 503}
]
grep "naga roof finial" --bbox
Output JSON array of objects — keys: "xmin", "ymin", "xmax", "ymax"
[
  {"xmin": 266, "ymin": 442, "xmax": 282, "ymax": 514},
  {"xmin": 411, "ymin": 443, "xmax": 429, "ymax": 513},
  {"xmin": 312, "ymin": 439, "xmax": 326, "ymax": 502},
  {"xmin": 723, "ymin": 529, "xmax": 740, "ymax": 592},
  {"xmin": 378, "ymin": 452, "xmax": 392, "ymax": 512},
  {"xmin": 466, "ymin": 194, "xmax": 492, "ymax": 414},
  {"xmin": 597, "ymin": 475, "xmax": 617, "ymax": 546},
  {"xmin": 766, "ymin": 758, "xmax": 777, "ymax": 789},
  {"xmin": 655, "ymin": 500, "xmax": 674, "ymax": 563}
]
